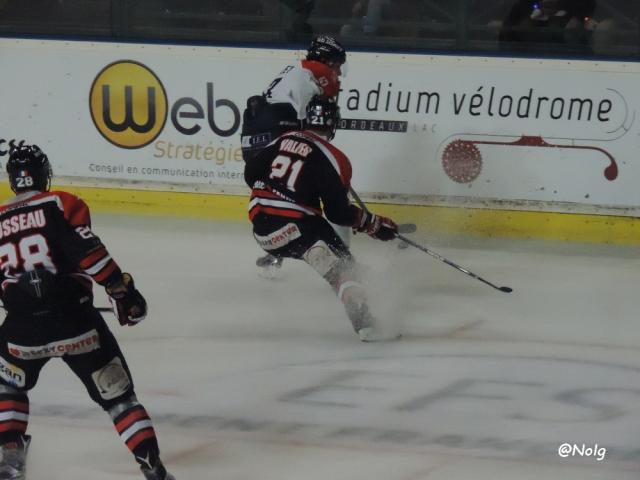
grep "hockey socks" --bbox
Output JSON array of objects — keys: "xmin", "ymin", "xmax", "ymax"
[
  {"xmin": 110, "ymin": 400, "xmax": 162, "ymax": 469},
  {"xmin": 0, "ymin": 393, "xmax": 29, "ymax": 444}
]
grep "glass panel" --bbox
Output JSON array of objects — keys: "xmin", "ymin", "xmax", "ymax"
[
  {"xmin": 0, "ymin": 0, "xmax": 112, "ymax": 37},
  {"xmin": 0, "ymin": 0, "xmax": 637, "ymax": 59}
]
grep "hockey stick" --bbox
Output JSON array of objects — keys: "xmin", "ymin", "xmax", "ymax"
[
  {"xmin": 394, "ymin": 233, "xmax": 512, "ymax": 293},
  {"xmin": 396, "ymin": 223, "xmax": 415, "ymax": 249},
  {"xmin": 349, "ymin": 188, "xmax": 513, "ymax": 294},
  {"xmin": 397, "ymin": 223, "xmax": 417, "ymax": 234},
  {"xmin": 0, "ymin": 301, "xmax": 114, "ymax": 313}
]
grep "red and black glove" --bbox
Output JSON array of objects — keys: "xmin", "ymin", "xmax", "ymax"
[
  {"xmin": 105, "ymin": 273, "xmax": 147, "ymax": 326},
  {"xmin": 354, "ymin": 209, "xmax": 398, "ymax": 241}
]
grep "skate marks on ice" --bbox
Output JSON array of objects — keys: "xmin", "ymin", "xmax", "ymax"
[
  {"xmin": 25, "ymin": 417, "xmax": 216, "ymax": 480},
  {"xmin": 26, "ymin": 343, "xmax": 640, "ymax": 479},
  {"xmin": 97, "ymin": 214, "xmax": 640, "ymax": 349},
  {"xmin": 30, "ymin": 216, "xmax": 637, "ymax": 479},
  {"xmin": 356, "ymin": 238, "xmax": 498, "ymax": 341}
]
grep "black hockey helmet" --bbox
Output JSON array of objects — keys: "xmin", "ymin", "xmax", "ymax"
[
  {"xmin": 6, "ymin": 144, "xmax": 52, "ymax": 193},
  {"xmin": 305, "ymin": 96, "xmax": 340, "ymax": 140},
  {"xmin": 306, "ymin": 35, "xmax": 346, "ymax": 67}
]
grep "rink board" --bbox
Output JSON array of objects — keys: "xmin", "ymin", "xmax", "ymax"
[
  {"xmin": 1, "ymin": 184, "xmax": 634, "ymax": 246},
  {"xmin": 2, "ymin": 39, "xmax": 640, "ymax": 215},
  {"xmin": 1, "ymin": 38, "xmax": 639, "ymax": 244}
]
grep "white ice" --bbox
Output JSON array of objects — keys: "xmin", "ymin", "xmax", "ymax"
[{"xmin": 21, "ymin": 215, "xmax": 640, "ymax": 479}]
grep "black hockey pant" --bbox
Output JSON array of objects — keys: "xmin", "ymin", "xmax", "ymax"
[
  {"xmin": 252, "ymin": 214, "xmax": 373, "ymax": 332},
  {"xmin": 0, "ymin": 305, "xmax": 162, "ymax": 467}
]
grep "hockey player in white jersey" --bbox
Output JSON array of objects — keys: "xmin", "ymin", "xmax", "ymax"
[
  {"xmin": 241, "ymin": 35, "xmax": 345, "ymax": 161},
  {"xmin": 241, "ymin": 35, "xmax": 348, "ymax": 276}
]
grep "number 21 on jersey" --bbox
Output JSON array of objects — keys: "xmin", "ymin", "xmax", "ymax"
[{"xmin": 269, "ymin": 155, "xmax": 304, "ymax": 191}]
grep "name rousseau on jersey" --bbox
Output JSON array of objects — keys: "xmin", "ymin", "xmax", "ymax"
[{"xmin": 0, "ymin": 210, "xmax": 46, "ymax": 239}]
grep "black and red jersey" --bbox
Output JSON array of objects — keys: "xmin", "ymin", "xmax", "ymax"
[
  {"xmin": 245, "ymin": 130, "xmax": 361, "ymax": 226},
  {"xmin": 0, "ymin": 190, "xmax": 121, "ymax": 300}
]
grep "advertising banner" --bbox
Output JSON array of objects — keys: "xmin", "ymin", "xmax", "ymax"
[{"xmin": 0, "ymin": 39, "xmax": 638, "ymax": 214}]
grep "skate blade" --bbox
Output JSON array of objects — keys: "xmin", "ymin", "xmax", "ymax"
[
  {"xmin": 358, "ymin": 327, "xmax": 402, "ymax": 342},
  {"xmin": 257, "ymin": 265, "xmax": 283, "ymax": 280}
]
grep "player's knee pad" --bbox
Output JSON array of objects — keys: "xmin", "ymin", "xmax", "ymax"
[
  {"xmin": 303, "ymin": 240, "xmax": 342, "ymax": 278},
  {"xmin": 90, "ymin": 356, "xmax": 134, "ymax": 410},
  {"xmin": 303, "ymin": 240, "xmax": 364, "ymax": 302}
]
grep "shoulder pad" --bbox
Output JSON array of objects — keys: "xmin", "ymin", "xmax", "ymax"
[{"xmin": 49, "ymin": 191, "xmax": 91, "ymax": 227}]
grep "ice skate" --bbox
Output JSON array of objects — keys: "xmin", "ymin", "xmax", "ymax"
[
  {"xmin": 345, "ymin": 301, "xmax": 400, "ymax": 342},
  {"xmin": 357, "ymin": 326, "xmax": 401, "ymax": 342},
  {"xmin": 141, "ymin": 460, "xmax": 175, "ymax": 480},
  {"xmin": 0, "ymin": 435, "xmax": 30, "ymax": 480},
  {"xmin": 256, "ymin": 254, "xmax": 283, "ymax": 279}
]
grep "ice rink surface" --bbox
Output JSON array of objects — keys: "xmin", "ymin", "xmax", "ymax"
[{"xmin": 21, "ymin": 215, "xmax": 640, "ymax": 479}]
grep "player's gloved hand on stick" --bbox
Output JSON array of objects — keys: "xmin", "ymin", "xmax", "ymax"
[
  {"xmin": 354, "ymin": 209, "xmax": 398, "ymax": 241},
  {"xmin": 105, "ymin": 273, "xmax": 147, "ymax": 326}
]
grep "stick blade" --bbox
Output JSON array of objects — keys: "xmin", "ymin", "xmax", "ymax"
[
  {"xmin": 397, "ymin": 223, "xmax": 417, "ymax": 234},
  {"xmin": 499, "ymin": 286, "xmax": 513, "ymax": 293}
]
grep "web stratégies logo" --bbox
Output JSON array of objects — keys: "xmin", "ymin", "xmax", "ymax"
[
  {"xmin": 90, "ymin": 60, "xmax": 168, "ymax": 149},
  {"xmin": 90, "ymin": 60, "xmax": 241, "ymax": 152}
]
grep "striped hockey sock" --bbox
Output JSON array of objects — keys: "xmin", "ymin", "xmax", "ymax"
[
  {"xmin": 0, "ymin": 394, "xmax": 29, "ymax": 444},
  {"xmin": 112, "ymin": 403, "xmax": 160, "ymax": 466}
]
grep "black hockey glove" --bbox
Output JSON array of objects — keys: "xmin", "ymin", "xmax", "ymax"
[
  {"xmin": 105, "ymin": 273, "xmax": 147, "ymax": 326},
  {"xmin": 354, "ymin": 210, "xmax": 398, "ymax": 241}
]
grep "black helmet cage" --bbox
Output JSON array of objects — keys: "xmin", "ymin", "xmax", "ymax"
[
  {"xmin": 6, "ymin": 144, "xmax": 52, "ymax": 193},
  {"xmin": 307, "ymin": 35, "xmax": 346, "ymax": 66},
  {"xmin": 306, "ymin": 96, "xmax": 340, "ymax": 140}
]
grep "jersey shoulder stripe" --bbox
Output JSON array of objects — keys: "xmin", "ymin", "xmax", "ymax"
[
  {"xmin": 50, "ymin": 191, "xmax": 91, "ymax": 227},
  {"xmin": 0, "ymin": 191, "xmax": 90, "ymax": 227}
]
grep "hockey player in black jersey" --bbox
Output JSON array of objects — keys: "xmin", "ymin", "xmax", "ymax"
[
  {"xmin": 0, "ymin": 145, "xmax": 174, "ymax": 480},
  {"xmin": 245, "ymin": 96, "xmax": 399, "ymax": 342},
  {"xmin": 241, "ymin": 35, "xmax": 348, "ymax": 275}
]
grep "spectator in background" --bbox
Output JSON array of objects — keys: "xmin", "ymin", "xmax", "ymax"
[
  {"xmin": 211, "ymin": 0, "xmax": 263, "ymax": 15},
  {"xmin": 0, "ymin": 0, "xmax": 61, "ymax": 20},
  {"xmin": 588, "ymin": 7, "xmax": 618, "ymax": 56},
  {"xmin": 279, "ymin": 0, "xmax": 315, "ymax": 40},
  {"xmin": 499, "ymin": 0, "xmax": 597, "ymax": 52},
  {"xmin": 341, "ymin": 0, "xmax": 421, "ymax": 37},
  {"xmin": 341, "ymin": 0, "xmax": 386, "ymax": 36},
  {"xmin": 377, "ymin": 0, "xmax": 422, "ymax": 36}
]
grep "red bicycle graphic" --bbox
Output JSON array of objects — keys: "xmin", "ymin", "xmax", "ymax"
[{"xmin": 441, "ymin": 135, "xmax": 619, "ymax": 184}]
